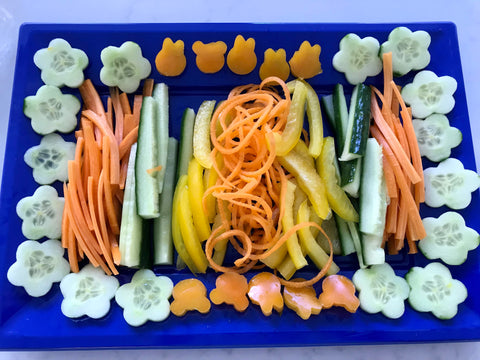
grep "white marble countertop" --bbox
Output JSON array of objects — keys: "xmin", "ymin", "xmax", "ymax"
[{"xmin": 0, "ymin": 0, "xmax": 479, "ymax": 358}]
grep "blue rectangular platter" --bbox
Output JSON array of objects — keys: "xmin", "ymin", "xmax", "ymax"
[{"xmin": 0, "ymin": 22, "xmax": 479, "ymax": 350}]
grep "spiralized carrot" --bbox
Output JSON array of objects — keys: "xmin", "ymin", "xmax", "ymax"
[{"xmin": 203, "ymin": 77, "xmax": 333, "ymax": 285}]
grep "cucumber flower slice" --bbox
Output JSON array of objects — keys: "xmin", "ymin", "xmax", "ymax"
[
  {"xmin": 406, "ymin": 262, "xmax": 467, "ymax": 319},
  {"xmin": 60, "ymin": 264, "xmax": 119, "ymax": 319},
  {"xmin": 23, "ymin": 85, "xmax": 81, "ymax": 135},
  {"xmin": 115, "ymin": 269, "xmax": 173, "ymax": 327},
  {"xmin": 424, "ymin": 158, "xmax": 480, "ymax": 210},
  {"xmin": 7, "ymin": 239, "xmax": 70, "ymax": 297},
  {"xmin": 332, "ymin": 33, "xmax": 382, "ymax": 85},
  {"xmin": 100, "ymin": 41, "xmax": 151, "ymax": 93},
  {"xmin": 16, "ymin": 185, "xmax": 65, "ymax": 240},
  {"xmin": 24, "ymin": 133, "xmax": 76, "ymax": 185},
  {"xmin": 401, "ymin": 70, "xmax": 457, "ymax": 119},
  {"xmin": 419, "ymin": 212, "xmax": 480, "ymax": 265},
  {"xmin": 353, "ymin": 263, "xmax": 410, "ymax": 319},
  {"xmin": 33, "ymin": 38, "xmax": 89, "ymax": 88}
]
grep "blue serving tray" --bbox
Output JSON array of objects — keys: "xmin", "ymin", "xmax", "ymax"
[{"xmin": 0, "ymin": 22, "xmax": 479, "ymax": 350}]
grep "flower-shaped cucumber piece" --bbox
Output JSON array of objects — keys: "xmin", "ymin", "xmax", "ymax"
[
  {"xmin": 100, "ymin": 41, "xmax": 151, "ymax": 93},
  {"xmin": 406, "ymin": 262, "xmax": 467, "ymax": 319},
  {"xmin": 352, "ymin": 263, "xmax": 410, "ymax": 319},
  {"xmin": 332, "ymin": 33, "xmax": 382, "ymax": 85},
  {"xmin": 413, "ymin": 114, "xmax": 462, "ymax": 162},
  {"xmin": 380, "ymin": 27, "xmax": 431, "ymax": 77},
  {"xmin": 209, "ymin": 272, "xmax": 249, "ymax": 312},
  {"xmin": 7, "ymin": 239, "xmax": 70, "ymax": 297},
  {"xmin": 424, "ymin": 158, "xmax": 480, "ymax": 210},
  {"xmin": 115, "ymin": 269, "xmax": 173, "ymax": 326},
  {"xmin": 24, "ymin": 133, "xmax": 75, "ymax": 184},
  {"xmin": 60, "ymin": 264, "xmax": 119, "ymax": 319},
  {"xmin": 247, "ymin": 272, "xmax": 284, "ymax": 316},
  {"xmin": 23, "ymin": 85, "xmax": 80, "ymax": 135},
  {"xmin": 419, "ymin": 212, "xmax": 479, "ymax": 265},
  {"xmin": 401, "ymin": 70, "xmax": 457, "ymax": 119},
  {"xmin": 170, "ymin": 278, "xmax": 211, "ymax": 316},
  {"xmin": 16, "ymin": 185, "xmax": 65, "ymax": 240},
  {"xmin": 33, "ymin": 38, "xmax": 89, "ymax": 88}
]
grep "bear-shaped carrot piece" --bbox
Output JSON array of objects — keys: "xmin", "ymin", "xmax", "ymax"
[
  {"xmin": 192, "ymin": 41, "xmax": 228, "ymax": 74},
  {"xmin": 226, "ymin": 35, "xmax": 257, "ymax": 75},
  {"xmin": 247, "ymin": 272, "xmax": 283, "ymax": 316},
  {"xmin": 259, "ymin": 48, "xmax": 290, "ymax": 81},
  {"xmin": 318, "ymin": 274, "xmax": 360, "ymax": 313},
  {"xmin": 155, "ymin": 38, "xmax": 187, "ymax": 77},
  {"xmin": 288, "ymin": 41, "xmax": 322, "ymax": 80},
  {"xmin": 283, "ymin": 280, "xmax": 322, "ymax": 320},
  {"xmin": 210, "ymin": 272, "xmax": 249, "ymax": 311},
  {"xmin": 170, "ymin": 278, "xmax": 211, "ymax": 316}
]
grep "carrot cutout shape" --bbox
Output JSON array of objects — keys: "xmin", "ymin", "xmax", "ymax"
[
  {"xmin": 210, "ymin": 272, "xmax": 249, "ymax": 312},
  {"xmin": 259, "ymin": 48, "xmax": 290, "ymax": 81},
  {"xmin": 170, "ymin": 278, "xmax": 211, "ymax": 316},
  {"xmin": 155, "ymin": 38, "xmax": 187, "ymax": 77},
  {"xmin": 192, "ymin": 41, "xmax": 227, "ymax": 73},
  {"xmin": 289, "ymin": 41, "xmax": 322, "ymax": 79},
  {"xmin": 283, "ymin": 280, "xmax": 322, "ymax": 320},
  {"xmin": 226, "ymin": 35, "xmax": 257, "ymax": 75},
  {"xmin": 318, "ymin": 274, "xmax": 360, "ymax": 313},
  {"xmin": 247, "ymin": 272, "xmax": 284, "ymax": 316}
]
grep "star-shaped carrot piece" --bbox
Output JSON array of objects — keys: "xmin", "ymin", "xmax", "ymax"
[
  {"xmin": 155, "ymin": 38, "xmax": 187, "ymax": 77},
  {"xmin": 289, "ymin": 41, "xmax": 322, "ymax": 79},
  {"xmin": 192, "ymin": 40, "xmax": 227, "ymax": 74},
  {"xmin": 247, "ymin": 272, "xmax": 283, "ymax": 316},
  {"xmin": 259, "ymin": 48, "xmax": 290, "ymax": 81},
  {"xmin": 283, "ymin": 280, "xmax": 322, "ymax": 320},
  {"xmin": 210, "ymin": 272, "xmax": 249, "ymax": 311},
  {"xmin": 318, "ymin": 274, "xmax": 360, "ymax": 313},
  {"xmin": 227, "ymin": 35, "xmax": 257, "ymax": 75},
  {"xmin": 170, "ymin": 278, "xmax": 211, "ymax": 316}
]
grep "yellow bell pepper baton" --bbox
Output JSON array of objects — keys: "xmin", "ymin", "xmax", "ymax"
[
  {"xmin": 193, "ymin": 100, "xmax": 216, "ymax": 169},
  {"xmin": 187, "ymin": 158, "xmax": 212, "ymax": 241}
]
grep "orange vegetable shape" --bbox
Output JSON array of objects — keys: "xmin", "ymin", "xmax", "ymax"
[
  {"xmin": 283, "ymin": 281, "xmax": 322, "ymax": 320},
  {"xmin": 192, "ymin": 41, "xmax": 228, "ymax": 74},
  {"xmin": 247, "ymin": 272, "xmax": 283, "ymax": 316},
  {"xmin": 226, "ymin": 35, "xmax": 257, "ymax": 75},
  {"xmin": 210, "ymin": 272, "xmax": 249, "ymax": 311},
  {"xmin": 155, "ymin": 38, "xmax": 187, "ymax": 77},
  {"xmin": 259, "ymin": 48, "xmax": 290, "ymax": 81},
  {"xmin": 288, "ymin": 41, "xmax": 322, "ymax": 79},
  {"xmin": 318, "ymin": 274, "xmax": 360, "ymax": 313},
  {"xmin": 170, "ymin": 278, "xmax": 211, "ymax": 316}
]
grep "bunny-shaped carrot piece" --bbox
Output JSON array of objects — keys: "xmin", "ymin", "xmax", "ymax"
[
  {"xmin": 155, "ymin": 38, "xmax": 187, "ymax": 77},
  {"xmin": 318, "ymin": 274, "xmax": 360, "ymax": 313},
  {"xmin": 170, "ymin": 278, "xmax": 211, "ymax": 316},
  {"xmin": 259, "ymin": 48, "xmax": 290, "ymax": 81},
  {"xmin": 247, "ymin": 272, "xmax": 283, "ymax": 316},
  {"xmin": 289, "ymin": 41, "xmax": 322, "ymax": 79},
  {"xmin": 210, "ymin": 272, "xmax": 249, "ymax": 311},
  {"xmin": 227, "ymin": 35, "xmax": 257, "ymax": 75},
  {"xmin": 192, "ymin": 41, "xmax": 227, "ymax": 74}
]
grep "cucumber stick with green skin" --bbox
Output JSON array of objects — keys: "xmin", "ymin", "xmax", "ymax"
[
  {"xmin": 176, "ymin": 108, "xmax": 196, "ymax": 181},
  {"xmin": 152, "ymin": 83, "xmax": 169, "ymax": 194}
]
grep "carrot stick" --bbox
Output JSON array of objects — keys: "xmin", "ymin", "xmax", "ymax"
[
  {"xmin": 385, "ymin": 196, "xmax": 398, "ymax": 234},
  {"xmin": 119, "ymin": 92, "xmax": 132, "ymax": 115},
  {"xmin": 382, "ymin": 52, "xmax": 394, "ymax": 113},
  {"xmin": 106, "ymin": 97, "xmax": 113, "ymax": 131},
  {"xmin": 78, "ymin": 79, "xmax": 106, "ymax": 143},
  {"xmin": 82, "ymin": 118, "xmax": 102, "ymax": 180},
  {"xmin": 132, "ymin": 95, "xmax": 143, "ymax": 126},
  {"xmin": 123, "ymin": 114, "xmax": 137, "ymax": 137},
  {"xmin": 110, "ymin": 87, "xmax": 124, "ymax": 145},
  {"xmin": 119, "ymin": 126, "xmax": 139, "ymax": 159},
  {"xmin": 101, "ymin": 137, "xmax": 120, "ymax": 235},
  {"xmin": 382, "ymin": 155, "xmax": 398, "ymax": 199},
  {"xmin": 143, "ymin": 78, "xmax": 154, "ymax": 97}
]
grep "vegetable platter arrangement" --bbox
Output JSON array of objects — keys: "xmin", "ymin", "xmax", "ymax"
[{"xmin": 0, "ymin": 22, "xmax": 479, "ymax": 350}]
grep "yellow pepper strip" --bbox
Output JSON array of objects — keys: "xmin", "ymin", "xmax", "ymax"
[
  {"xmin": 278, "ymin": 147, "xmax": 330, "ymax": 219},
  {"xmin": 274, "ymin": 80, "xmax": 307, "ymax": 156},
  {"xmin": 293, "ymin": 140, "xmax": 315, "ymax": 168},
  {"xmin": 277, "ymin": 253, "xmax": 299, "ymax": 280},
  {"xmin": 261, "ymin": 241, "xmax": 288, "ymax": 270},
  {"xmin": 187, "ymin": 158, "xmax": 212, "ymax": 241},
  {"xmin": 317, "ymin": 137, "xmax": 359, "ymax": 222},
  {"xmin": 193, "ymin": 100, "xmax": 216, "ymax": 169},
  {"xmin": 297, "ymin": 200, "xmax": 339, "ymax": 276},
  {"xmin": 177, "ymin": 177, "xmax": 208, "ymax": 273},
  {"xmin": 283, "ymin": 180, "xmax": 309, "ymax": 270},
  {"xmin": 203, "ymin": 167, "xmax": 219, "ymax": 223},
  {"xmin": 171, "ymin": 175, "xmax": 198, "ymax": 274},
  {"xmin": 211, "ymin": 214, "xmax": 228, "ymax": 266}
]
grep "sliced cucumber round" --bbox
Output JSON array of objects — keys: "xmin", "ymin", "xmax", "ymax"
[
  {"xmin": 413, "ymin": 114, "xmax": 462, "ymax": 162},
  {"xmin": 16, "ymin": 185, "xmax": 65, "ymax": 240},
  {"xmin": 23, "ymin": 85, "xmax": 80, "ymax": 135},
  {"xmin": 33, "ymin": 38, "xmax": 89, "ymax": 88},
  {"xmin": 401, "ymin": 70, "xmax": 457, "ymax": 119},
  {"xmin": 380, "ymin": 27, "xmax": 431, "ymax": 77},
  {"xmin": 7, "ymin": 239, "xmax": 70, "ymax": 297},
  {"xmin": 100, "ymin": 41, "xmax": 151, "ymax": 94},
  {"xmin": 60, "ymin": 264, "xmax": 119, "ymax": 319},
  {"xmin": 332, "ymin": 33, "xmax": 382, "ymax": 85},
  {"xmin": 424, "ymin": 158, "xmax": 480, "ymax": 210},
  {"xmin": 419, "ymin": 212, "xmax": 479, "ymax": 265},
  {"xmin": 406, "ymin": 262, "xmax": 467, "ymax": 320},
  {"xmin": 24, "ymin": 133, "xmax": 76, "ymax": 184},
  {"xmin": 352, "ymin": 263, "xmax": 410, "ymax": 319},
  {"xmin": 115, "ymin": 269, "xmax": 173, "ymax": 327}
]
